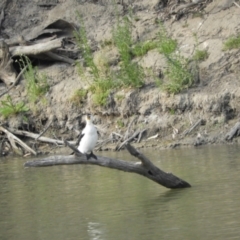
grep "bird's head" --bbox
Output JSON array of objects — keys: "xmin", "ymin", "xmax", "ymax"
[{"xmin": 85, "ymin": 114, "xmax": 92, "ymax": 123}]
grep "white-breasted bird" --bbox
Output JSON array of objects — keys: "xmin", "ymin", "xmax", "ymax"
[{"xmin": 78, "ymin": 114, "xmax": 98, "ymax": 160}]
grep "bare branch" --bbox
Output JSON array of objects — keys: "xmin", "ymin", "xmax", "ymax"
[
  {"xmin": 0, "ymin": 126, "xmax": 37, "ymax": 155},
  {"xmin": 225, "ymin": 121, "xmax": 240, "ymax": 141},
  {"xmin": 10, "ymin": 38, "xmax": 63, "ymax": 56},
  {"xmin": 24, "ymin": 143, "xmax": 191, "ymax": 189},
  {"xmin": 8, "ymin": 128, "xmax": 76, "ymax": 145}
]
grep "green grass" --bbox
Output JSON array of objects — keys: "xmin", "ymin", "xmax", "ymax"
[
  {"xmin": 116, "ymin": 119, "xmax": 124, "ymax": 128},
  {"xmin": 74, "ymin": 14, "xmax": 99, "ymax": 79},
  {"xmin": 131, "ymin": 41, "xmax": 158, "ymax": 57},
  {"xmin": 20, "ymin": 56, "xmax": 49, "ymax": 104},
  {"xmin": 115, "ymin": 94, "xmax": 124, "ymax": 101},
  {"xmin": 74, "ymin": 13, "xmax": 146, "ymax": 106},
  {"xmin": 0, "ymin": 95, "xmax": 29, "ymax": 118},
  {"xmin": 101, "ymin": 39, "xmax": 114, "ymax": 48},
  {"xmin": 113, "ymin": 17, "xmax": 144, "ymax": 88},
  {"xmin": 155, "ymin": 22, "xmax": 193, "ymax": 94},
  {"xmin": 70, "ymin": 89, "xmax": 88, "ymax": 106},
  {"xmin": 163, "ymin": 55, "xmax": 193, "ymax": 94},
  {"xmin": 193, "ymin": 49, "xmax": 209, "ymax": 61},
  {"xmin": 89, "ymin": 78, "xmax": 117, "ymax": 106},
  {"xmin": 157, "ymin": 23, "xmax": 177, "ymax": 55},
  {"xmin": 74, "ymin": 13, "xmax": 120, "ymax": 106},
  {"xmin": 223, "ymin": 35, "xmax": 240, "ymax": 50}
]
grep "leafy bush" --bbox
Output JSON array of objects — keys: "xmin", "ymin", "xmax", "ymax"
[
  {"xmin": 0, "ymin": 95, "xmax": 29, "ymax": 118},
  {"xmin": 70, "ymin": 89, "xmax": 88, "ymax": 106},
  {"xmin": 193, "ymin": 49, "xmax": 209, "ymax": 61},
  {"xmin": 157, "ymin": 23, "xmax": 177, "ymax": 55},
  {"xmin": 113, "ymin": 17, "xmax": 144, "ymax": 88},
  {"xmin": 131, "ymin": 41, "xmax": 158, "ymax": 57},
  {"xmin": 20, "ymin": 56, "xmax": 49, "ymax": 103},
  {"xmin": 156, "ymin": 23, "xmax": 193, "ymax": 94},
  {"xmin": 163, "ymin": 55, "xmax": 193, "ymax": 94},
  {"xmin": 89, "ymin": 78, "xmax": 117, "ymax": 106},
  {"xmin": 74, "ymin": 13, "xmax": 99, "ymax": 79},
  {"xmin": 223, "ymin": 35, "xmax": 240, "ymax": 50}
]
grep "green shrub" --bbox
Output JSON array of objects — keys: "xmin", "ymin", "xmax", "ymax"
[
  {"xmin": 156, "ymin": 22, "xmax": 193, "ymax": 94},
  {"xmin": 75, "ymin": 13, "xmax": 147, "ymax": 106},
  {"xmin": 0, "ymin": 95, "xmax": 29, "ymax": 118},
  {"xmin": 113, "ymin": 17, "xmax": 144, "ymax": 88},
  {"xmin": 116, "ymin": 119, "xmax": 124, "ymax": 128},
  {"xmin": 20, "ymin": 56, "xmax": 49, "ymax": 103},
  {"xmin": 74, "ymin": 13, "xmax": 99, "ymax": 79},
  {"xmin": 223, "ymin": 35, "xmax": 240, "ymax": 50},
  {"xmin": 131, "ymin": 41, "xmax": 158, "ymax": 57},
  {"xmin": 118, "ymin": 61, "xmax": 144, "ymax": 88},
  {"xmin": 163, "ymin": 55, "xmax": 193, "ymax": 94},
  {"xmin": 70, "ymin": 89, "xmax": 88, "ymax": 106},
  {"xmin": 193, "ymin": 49, "xmax": 209, "ymax": 61},
  {"xmin": 89, "ymin": 78, "xmax": 116, "ymax": 106},
  {"xmin": 157, "ymin": 23, "xmax": 177, "ymax": 55}
]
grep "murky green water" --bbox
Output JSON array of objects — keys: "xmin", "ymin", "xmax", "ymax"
[{"xmin": 1, "ymin": 144, "xmax": 240, "ymax": 240}]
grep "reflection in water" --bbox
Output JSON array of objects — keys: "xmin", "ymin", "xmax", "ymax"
[
  {"xmin": 87, "ymin": 222, "xmax": 105, "ymax": 240},
  {"xmin": 0, "ymin": 145, "xmax": 240, "ymax": 240}
]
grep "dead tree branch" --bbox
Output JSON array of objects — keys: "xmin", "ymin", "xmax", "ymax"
[
  {"xmin": 8, "ymin": 128, "xmax": 76, "ymax": 145},
  {"xmin": 0, "ymin": 126, "xmax": 37, "ymax": 155},
  {"xmin": 10, "ymin": 38, "xmax": 63, "ymax": 56},
  {"xmin": 182, "ymin": 119, "xmax": 203, "ymax": 137},
  {"xmin": 24, "ymin": 143, "xmax": 191, "ymax": 189},
  {"xmin": 225, "ymin": 121, "xmax": 240, "ymax": 141}
]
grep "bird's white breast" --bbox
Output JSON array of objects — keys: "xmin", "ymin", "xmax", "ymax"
[{"xmin": 78, "ymin": 124, "xmax": 98, "ymax": 154}]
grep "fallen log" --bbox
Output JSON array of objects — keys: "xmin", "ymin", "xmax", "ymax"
[
  {"xmin": 10, "ymin": 38, "xmax": 63, "ymax": 56},
  {"xmin": 24, "ymin": 143, "xmax": 191, "ymax": 189}
]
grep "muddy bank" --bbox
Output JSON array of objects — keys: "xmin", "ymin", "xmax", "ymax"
[{"xmin": 0, "ymin": 0, "xmax": 240, "ymax": 155}]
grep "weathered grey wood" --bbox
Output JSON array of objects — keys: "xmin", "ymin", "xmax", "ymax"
[
  {"xmin": 9, "ymin": 128, "xmax": 76, "ymax": 145},
  {"xmin": 225, "ymin": 121, "xmax": 240, "ymax": 140},
  {"xmin": 0, "ymin": 126, "xmax": 37, "ymax": 155},
  {"xmin": 183, "ymin": 119, "xmax": 202, "ymax": 137},
  {"xmin": 24, "ymin": 143, "xmax": 191, "ymax": 189},
  {"xmin": 10, "ymin": 38, "xmax": 63, "ymax": 56},
  {"xmin": 125, "ymin": 143, "xmax": 191, "ymax": 188}
]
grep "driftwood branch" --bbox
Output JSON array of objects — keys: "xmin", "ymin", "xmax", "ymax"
[
  {"xmin": 0, "ymin": 126, "xmax": 37, "ymax": 155},
  {"xmin": 10, "ymin": 38, "xmax": 63, "ymax": 56},
  {"xmin": 24, "ymin": 142, "xmax": 191, "ymax": 189},
  {"xmin": 225, "ymin": 121, "xmax": 240, "ymax": 141},
  {"xmin": 182, "ymin": 119, "xmax": 203, "ymax": 137},
  {"xmin": 8, "ymin": 128, "xmax": 76, "ymax": 145}
]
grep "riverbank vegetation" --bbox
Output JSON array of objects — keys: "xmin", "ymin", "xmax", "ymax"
[
  {"xmin": 21, "ymin": 57, "xmax": 50, "ymax": 106},
  {"xmin": 0, "ymin": 95, "xmax": 28, "ymax": 118},
  {"xmin": 74, "ymin": 13, "xmax": 196, "ymax": 105},
  {"xmin": 223, "ymin": 34, "xmax": 240, "ymax": 50}
]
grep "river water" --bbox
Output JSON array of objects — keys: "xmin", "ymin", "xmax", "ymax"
[{"xmin": 0, "ymin": 144, "xmax": 240, "ymax": 240}]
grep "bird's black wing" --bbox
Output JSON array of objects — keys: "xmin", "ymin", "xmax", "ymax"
[{"xmin": 76, "ymin": 133, "xmax": 85, "ymax": 146}]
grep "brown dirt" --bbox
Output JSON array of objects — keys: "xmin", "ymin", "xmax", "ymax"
[{"xmin": 0, "ymin": 0, "xmax": 240, "ymax": 154}]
